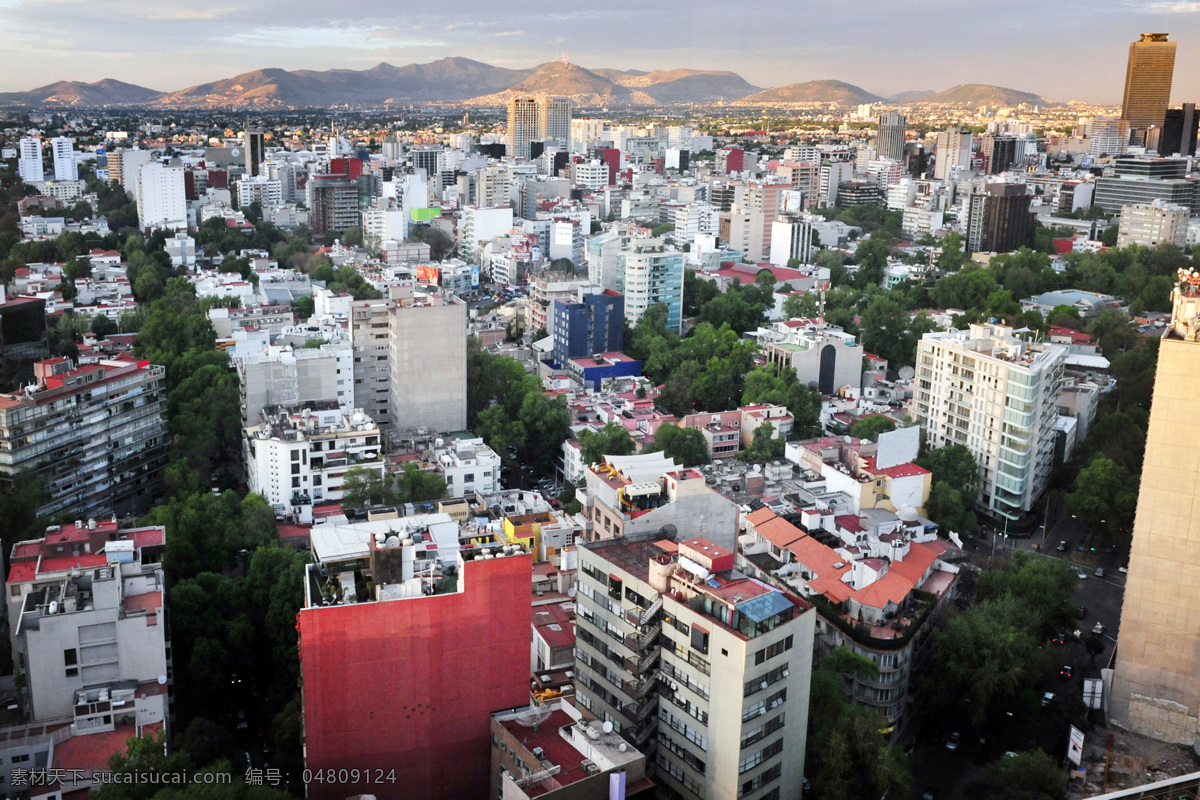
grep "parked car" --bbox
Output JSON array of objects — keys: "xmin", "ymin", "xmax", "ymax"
[
  {"xmin": 1077, "ymin": 570, "xmax": 1088, "ymax": 580},
  {"xmin": 945, "ymin": 731, "xmax": 962, "ymax": 751},
  {"xmin": 1057, "ymin": 540, "xmax": 1067, "ymax": 552},
  {"xmin": 1051, "ymin": 631, "xmax": 1066, "ymax": 644},
  {"xmin": 922, "ymin": 789, "xmax": 937, "ymax": 800},
  {"xmin": 1077, "ymin": 605, "xmax": 1087, "ymax": 619},
  {"xmin": 1095, "ymin": 567, "xmax": 1105, "ymax": 578},
  {"xmin": 1093, "ymin": 621, "xmax": 1105, "ymax": 635},
  {"xmin": 1042, "ymin": 691, "xmax": 1056, "ymax": 707},
  {"xmin": 1060, "ymin": 665, "xmax": 1074, "ymax": 680}
]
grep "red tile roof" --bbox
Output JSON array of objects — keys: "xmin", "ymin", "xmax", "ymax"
[
  {"xmin": 38, "ymin": 553, "xmax": 108, "ymax": 575},
  {"xmin": 7, "ymin": 562, "xmax": 36, "ymax": 584}
]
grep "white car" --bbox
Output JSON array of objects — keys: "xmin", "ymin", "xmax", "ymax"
[
  {"xmin": 1042, "ymin": 691, "xmax": 1055, "ymax": 706},
  {"xmin": 1078, "ymin": 571, "xmax": 1088, "ymax": 580}
]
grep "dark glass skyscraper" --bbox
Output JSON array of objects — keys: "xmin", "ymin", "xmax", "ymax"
[
  {"xmin": 1161, "ymin": 104, "xmax": 1198, "ymax": 156},
  {"xmin": 1122, "ymin": 33, "xmax": 1177, "ymax": 135}
]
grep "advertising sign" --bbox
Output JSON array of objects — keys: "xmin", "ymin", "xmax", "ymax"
[
  {"xmin": 471, "ymin": 265, "xmax": 481, "ymax": 288},
  {"xmin": 1067, "ymin": 726, "xmax": 1085, "ymax": 766},
  {"xmin": 415, "ymin": 265, "xmax": 440, "ymax": 286}
]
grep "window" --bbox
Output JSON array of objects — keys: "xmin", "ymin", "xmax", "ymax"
[
  {"xmin": 10, "ymin": 586, "xmax": 19, "ymax": 598},
  {"xmin": 64, "ymin": 649, "xmax": 77, "ymax": 666},
  {"xmin": 754, "ymin": 635, "xmax": 794, "ymax": 666},
  {"xmin": 313, "ymin": 476, "xmax": 322, "ymax": 487},
  {"xmin": 292, "ymin": 477, "xmax": 301, "ymax": 488},
  {"xmin": 291, "ymin": 463, "xmax": 301, "ymax": 475},
  {"xmin": 291, "ymin": 450, "xmax": 300, "ymax": 462},
  {"xmin": 607, "ymin": 575, "xmax": 623, "ymax": 601},
  {"xmin": 690, "ymin": 625, "xmax": 709, "ymax": 655}
]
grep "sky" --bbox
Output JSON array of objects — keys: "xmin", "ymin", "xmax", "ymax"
[{"xmin": 1, "ymin": 0, "xmax": 1199, "ymax": 104}]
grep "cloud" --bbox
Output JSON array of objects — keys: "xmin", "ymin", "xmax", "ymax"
[
  {"xmin": 222, "ymin": 25, "xmax": 444, "ymax": 50},
  {"xmin": 1144, "ymin": 1, "xmax": 1200, "ymax": 10}
]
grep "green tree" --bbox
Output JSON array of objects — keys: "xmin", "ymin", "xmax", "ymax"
[
  {"xmin": 740, "ymin": 420, "xmax": 785, "ymax": 462},
  {"xmin": 0, "ymin": 469, "xmax": 50, "ymax": 547},
  {"xmin": 577, "ymin": 422, "xmax": 637, "ymax": 467},
  {"xmin": 849, "ymin": 415, "xmax": 896, "ymax": 442},
  {"xmin": 809, "ymin": 647, "xmax": 912, "ymax": 800},
  {"xmin": 924, "ymin": 595, "xmax": 1051, "ymax": 732},
  {"xmin": 391, "ymin": 463, "xmax": 448, "ymax": 504},
  {"xmin": 917, "ymin": 444, "xmax": 980, "ymax": 503},
  {"xmin": 860, "ymin": 294, "xmax": 912, "ymax": 366},
  {"xmin": 937, "ymin": 231, "xmax": 967, "ymax": 272},
  {"xmin": 782, "ymin": 291, "xmax": 819, "ymax": 319},
  {"xmin": 644, "ymin": 423, "xmax": 711, "ymax": 467},
  {"xmin": 967, "ymin": 749, "xmax": 1064, "ymax": 800},
  {"xmin": 1065, "ymin": 456, "xmax": 1137, "ymax": 544},
  {"xmin": 341, "ymin": 466, "xmax": 386, "ymax": 509},
  {"xmin": 925, "ymin": 481, "xmax": 976, "ymax": 534}
]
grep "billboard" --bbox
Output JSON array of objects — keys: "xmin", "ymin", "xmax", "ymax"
[
  {"xmin": 780, "ymin": 190, "xmax": 804, "ymax": 214},
  {"xmin": 415, "ymin": 265, "xmax": 440, "ymax": 286},
  {"xmin": 1067, "ymin": 726, "xmax": 1085, "ymax": 766},
  {"xmin": 876, "ymin": 425, "xmax": 921, "ymax": 470},
  {"xmin": 470, "ymin": 265, "xmax": 481, "ymax": 288},
  {"xmin": 410, "ymin": 206, "xmax": 440, "ymax": 222}
]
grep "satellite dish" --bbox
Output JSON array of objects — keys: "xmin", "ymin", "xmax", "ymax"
[
  {"xmin": 230, "ymin": 147, "xmax": 241, "ymax": 157},
  {"xmin": 514, "ymin": 704, "xmax": 552, "ymax": 729},
  {"xmin": 157, "ymin": 675, "xmax": 167, "ymax": 685},
  {"xmin": 602, "ymin": 720, "xmax": 613, "ymax": 733},
  {"xmin": 898, "ymin": 365, "xmax": 915, "ymax": 380},
  {"xmin": 567, "ymin": 586, "xmax": 577, "ymax": 598}
]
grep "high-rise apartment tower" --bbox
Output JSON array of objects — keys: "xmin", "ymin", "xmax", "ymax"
[{"xmin": 1122, "ymin": 33, "xmax": 1177, "ymax": 135}]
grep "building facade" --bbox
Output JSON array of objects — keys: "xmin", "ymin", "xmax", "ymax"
[
  {"xmin": 615, "ymin": 239, "xmax": 684, "ymax": 334},
  {"xmin": 1112, "ymin": 275, "xmax": 1200, "ymax": 749},
  {"xmin": 0, "ymin": 358, "xmax": 168, "ymax": 519},
  {"xmin": 551, "ymin": 287, "xmax": 625, "ymax": 366},
  {"xmin": 136, "ymin": 163, "xmax": 187, "ymax": 232},
  {"xmin": 299, "ymin": 529, "xmax": 531, "ymax": 800},
  {"xmin": 912, "ymin": 324, "xmax": 1065, "ymax": 520},
  {"xmin": 877, "ymin": 111, "xmax": 906, "ymax": 163},
  {"xmin": 1117, "ymin": 200, "xmax": 1189, "ymax": 248},
  {"xmin": 7, "ymin": 518, "xmax": 169, "ymax": 727},
  {"xmin": 573, "ymin": 534, "xmax": 814, "ymax": 800},
  {"xmin": 965, "ymin": 183, "xmax": 1035, "ymax": 254},
  {"xmin": 1122, "ymin": 33, "xmax": 1177, "ymax": 134}
]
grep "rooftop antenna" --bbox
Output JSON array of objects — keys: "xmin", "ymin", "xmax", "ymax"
[
  {"xmin": 818, "ymin": 280, "xmax": 828, "ymax": 335},
  {"xmin": 560, "ymin": 51, "xmax": 570, "ymax": 65}
]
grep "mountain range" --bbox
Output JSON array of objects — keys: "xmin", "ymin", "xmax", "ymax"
[{"xmin": 0, "ymin": 59, "xmax": 1056, "ymax": 108}]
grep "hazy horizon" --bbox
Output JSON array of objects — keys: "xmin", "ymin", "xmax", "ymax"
[{"xmin": 1, "ymin": 0, "xmax": 1198, "ymax": 105}]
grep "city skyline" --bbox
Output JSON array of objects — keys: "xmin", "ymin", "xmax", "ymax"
[{"xmin": 1, "ymin": 1, "xmax": 1199, "ymax": 104}]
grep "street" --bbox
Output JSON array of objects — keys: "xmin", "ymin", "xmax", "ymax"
[{"xmin": 907, "ymin": 512, "xmax": 1127, "ymax": 799}]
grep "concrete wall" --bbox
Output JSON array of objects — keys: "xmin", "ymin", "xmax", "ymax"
[
  {"xmin": 1112, "ymin": 333, "xmax": 1200, "ymax": 748},
  {"xmin": 389, "ymin": 301, "xmax": 467, "ymax": 433}
]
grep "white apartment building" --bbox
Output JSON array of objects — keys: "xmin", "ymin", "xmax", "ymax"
[
  {"xmin": 1088, "ymin": 117, "xmax": 1128, "ymax": 158},
  {"xmin": 164, "ymin": 232, "xmax": 196, "ymax": 268},
  {"xmin": 236, "ymin": 175, "xmax": 283, "ymax": 209},
  {"xmin": 1117, "ymin": 199, "xmax": 1189, "ymax": 248},
  {"xmin": 570, "ymin": 118, "xmax": 607, "ymax": 152},
  {"xmin": 574, "ymin": 534, "xmax": 813, "ymax": 800},
  {"xmin": 539, "ymin": 96, "xmax": 572, "ymax": 151},
  {"xmin": 137, "ymin": 163, "xmax": 187, "ymax": 232},
  {"xmin": 236, "ymin": 342, "xmax": 354, "ymax": 426},
  {"xmin": 459, "ymin": 206, "xmax": 514, "ymax": 263},
  {"xmin": 8, "ymin": 518, "xmax": 170, "ymax": 725},
  {"xmin": 901, "ymin": 207, "xmax": 945, "ymax": 239},
  {"xmin": 119, "ymin": 149, "xmax": 153, "ymax": 197},
  {"xmin": 934, "ymin": 128, "xmax": 973, "ymax": 181},
  {"xmin": 433, "ymin": 436, "xmax": 501, "ymax": 497},
  {"xmin": 769, "ymin": 216, "xmax": 815, "ymax": 266},
  {"xmin": 616, "ymin": 237, "xmax": 684, "ymax": 333},
  {"xmin": 387, "ymin": 286, "xmax": 468, "ymax": 433},
  {"xmin": 572, "ymin": 160, "xmax": 610, "ymax": 190},
  {"xmin": 245, "ymin": 403, "xmax": 384, "ymax": 522},
  {"xmin": 912, "ymin": 324, "xmax": 1066, "ymax": 520},
  {"xmin": 673, "ymin": 203, "xmax": 714, "ymax": 245},
  {"xmin": 18, "ymin": 137, "xmax": 44, "ymax": 184},
  {"xmin": 50, "ymin": 137, "xmax": 77, "ymax": 181}
]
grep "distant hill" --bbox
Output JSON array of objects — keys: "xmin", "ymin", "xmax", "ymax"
[
  {"xmin": 156, "ymin": 58, "xmax": 532, "ymax": 107},
  {"xmin": 0, "ymin": 79, "xmax": 163, "ymax": 106},
  {"xmin": 735, "ymin": 80, "xmax": 883, "ymax": 105},
  {"xmin": 918, "ymin": 84, "xmax": 1052, "ymax": 106},
  {"xmin": 599, "ymin": 68, "xmax": 761, "ymax": 104},
  {"xmin": 0, "ymin": 59, "xmax": 763, "ymax": 108},
  {"xmin": 889, "ymin": 89, "xmax": 936, "ymax": 102}
]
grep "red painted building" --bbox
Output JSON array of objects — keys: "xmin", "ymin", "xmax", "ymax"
[
  {"xmin": 299, "ymin": 553, "xmax": 533, "ymax": 800},
  {"xmin": 601, "ymin": 148, "xmax": 621, "ymax": 185}
]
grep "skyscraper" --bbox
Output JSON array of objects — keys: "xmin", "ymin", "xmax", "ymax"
[
  {"xmin": 537, "ymin": 96, "xmax": 571, "ymax": 151},
  {"xmin": 965, "ymin": 182, "xmax": 1036, "ymax": 254},
  {"xmin": 49, "ymin": 137, "xmax": 76, "ymax": 181},
  {"xmin": 877, "ymin": 110, "xmax": 906, "ymax": 162},
  {"xmin": 18, "ymin": 137, "xmax": 43, "ymax": 184},
  {"xmin": 1122, "ymin": 33, "xmax": 1177, "ymax": 136},
  {"xmin": 933, "ymin": 127, "xmax": 972, "ymax": 181},
  {"xmin": 1111, "ymin": 275, "xmax": 1200, "ymax": 749},
  {"xmin": 1161, "ymin": 104, "xmax": 1198, "ymax": 156},
  {"xmin": 507, "ymin": 96, "xmax": 540, "ymax": 160},
  {"xmin": 243, "ymin": 128, "xmax": 265, "ymax": 177}
]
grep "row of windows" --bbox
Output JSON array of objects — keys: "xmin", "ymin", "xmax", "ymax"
[
  {"xmin": 738, "ymin": 738, "xmax": 783, "ymax": 775},
  {"xmin": 753, "ymin": 635, "xmax": 794, "ymax": 666}
]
